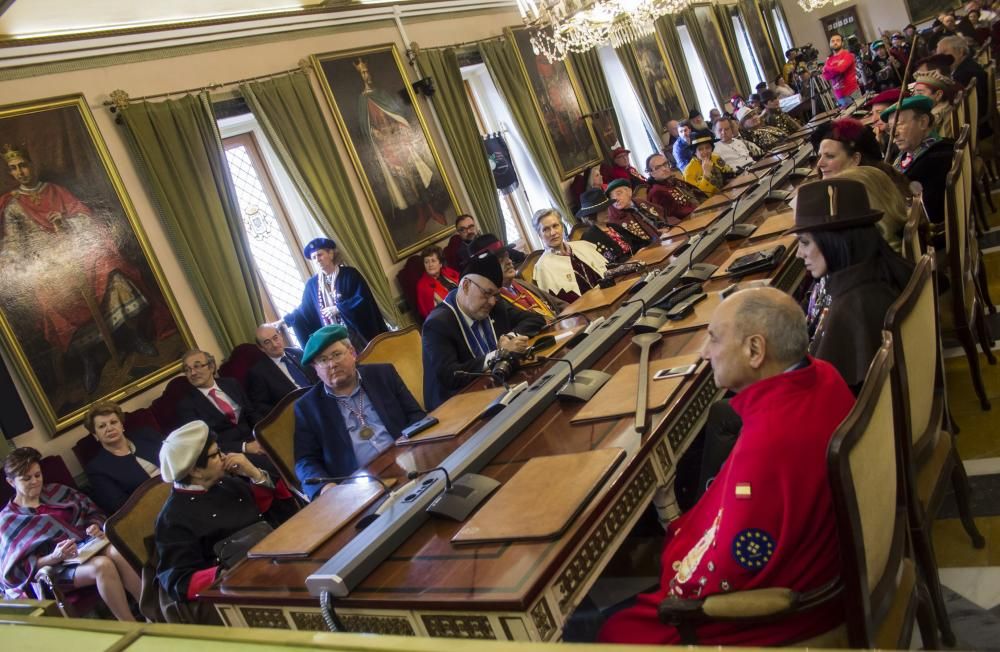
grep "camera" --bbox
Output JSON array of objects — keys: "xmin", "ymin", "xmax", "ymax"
[{"xmin": 490, "ymin": 348, "xmax": 521, "ymax": 384}]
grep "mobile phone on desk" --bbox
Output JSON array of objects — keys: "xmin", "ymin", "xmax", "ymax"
[
  {"xmin": 653, "ymin": 363, "xmax": 698, "ymax": 381},
  {"xmin": 401, "ymin": 415, "xmax": 439, "ymax": 439}
]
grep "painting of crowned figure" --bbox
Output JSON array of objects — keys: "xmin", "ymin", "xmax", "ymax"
[
  {"xmin": 0, "ymin": 95, "xmax": 192, "ymax": 432},
  {"xmin": 312, "ymin": 45, "xmax": 460, "ymax": 261}
]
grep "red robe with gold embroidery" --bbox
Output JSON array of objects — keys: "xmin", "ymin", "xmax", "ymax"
[
  {"xmin": 599, "ymin": 358, "xmax": 854, "ymax": 645},
  {"xmin": 0, "ymin": 182, "xmax": 173, "ymax": 352}
]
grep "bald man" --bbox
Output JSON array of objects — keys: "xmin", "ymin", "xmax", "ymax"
[
  {"xmin": 599, "ymin": 288, "xmax": 856, "ymax": 646},
  {"xmin": 245, "ymin": 324, "xmax": 317, "ymax": 416}
]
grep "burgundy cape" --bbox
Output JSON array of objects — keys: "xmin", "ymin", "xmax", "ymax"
[{"xmin": 599, "ymin": 358, "xmax": 855, "ymax": 645}]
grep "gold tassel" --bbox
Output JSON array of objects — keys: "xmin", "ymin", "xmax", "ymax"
[{"xmin": 828, "ymin": 186, "xmax": 837, "ymax": 217}]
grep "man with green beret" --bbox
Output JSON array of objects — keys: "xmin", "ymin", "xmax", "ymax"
[
  {"xmin": 606, "ymin": 178, "xmax": 667, "ymax": 243},
  {"xmin": 882, "ymin": 94, "xmax": 954, "ymax": 223},
  {"xmin": 293, "ymin": 324, "xmax": 425, "ymax": 500}
]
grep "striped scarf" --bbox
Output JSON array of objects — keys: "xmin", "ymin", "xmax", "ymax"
[{"xmin": 0, "ymin": 484, "xmax": 104, "ymax": 598}]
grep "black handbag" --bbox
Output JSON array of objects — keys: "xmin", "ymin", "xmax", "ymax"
[{"xmin": 212, "ymin": 521, "xmax": 273, "ymax": 569}]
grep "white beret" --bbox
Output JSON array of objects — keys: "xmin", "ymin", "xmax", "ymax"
[{"xmin": 160, "ymin": 420, "xmax": 210, "ymax": 482}]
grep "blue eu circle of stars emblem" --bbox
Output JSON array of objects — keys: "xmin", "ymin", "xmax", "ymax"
[{"xmin": 731, "ymin": 528, "xmax": 775, "ymax": 571}]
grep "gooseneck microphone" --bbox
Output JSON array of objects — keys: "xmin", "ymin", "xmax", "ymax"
[
  {"xmin": 304, "ymin": 473, "xmax": 389, "ymax": 492},
  {"xmin": 538, "ymin": 355, "xmax": 612, "ymax": 402},
  {"xmin": 764, "ymin": 161, "xmax": 791, "ymax": 203},
  {"xmin": 725, "ymin": 182, "xmax": 758, "ymax": 241},
  {"xmin": 407, "ymin": 467, "xmax": 453, "ymax": 491}
]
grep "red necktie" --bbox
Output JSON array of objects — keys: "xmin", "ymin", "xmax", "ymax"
[{"xmin": 209, "ymin": 388, "xmax": 237, "ymax": 425}]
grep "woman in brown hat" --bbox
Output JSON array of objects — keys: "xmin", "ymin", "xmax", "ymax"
[
  {"xmin": 683, "ymin": 134, "xmax": 736, "ymax": 197},
  {"xmin": 789, "ymin": 178, "xmax": 913, "ymax": 392},
  {"xmin": 576, "ymin": 189, "xmax": 648, "ymax": 264}
]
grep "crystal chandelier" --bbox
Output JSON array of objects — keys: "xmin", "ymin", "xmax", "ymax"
[
  {"xmin": 797, "ymin": 0, "xmax": 851, "ymax": 12},
  {"xmin": 515, "ymin": 0, "xmax": 692, "ymax": 61}
]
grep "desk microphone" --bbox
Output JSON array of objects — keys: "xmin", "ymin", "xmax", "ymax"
[
  {"xmin": 407, "ymin": 467, "xmax": 501, "ymax": 521},
  {"xmin": 680, "ymin": 227, "xmax": 718, "ymax": 283},
  {"xmin": 304, "ymin": 473, "xmax": 389, "ymax": 492},
  {"xmin": 452, "ymin": 370, "xmax": 527, "ymax": 418},
  {"xmin": 764, "ymin": 160, "xmax": 791, "ymax": 204},
  {"xmin": 725, "ymin": 182, "xmax": 758, "ymax": 241},
  {"xmin": 621, "ymin": 298, "xmax": 668, "ymax": 333},
  {"xmin": 538, "ymin": 356, "xmax": 611, "ymax": 402}
]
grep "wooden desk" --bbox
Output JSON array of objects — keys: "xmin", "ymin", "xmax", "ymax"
[{"xmin": 202, "ymin": 148, "xmax": 814, "ymax": 641}]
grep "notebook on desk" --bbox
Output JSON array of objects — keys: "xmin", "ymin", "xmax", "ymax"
[
  {"xmin": 571, "ymin": 353, "xmax": 702, "ymax": 423},
  {"xmin": 558, "ymin": 279, "xmax": 637, "ymax": 316},
  {"xmin": 451, "ymin": 448, "xmax": 626, "ymax": 544},
  {"xmin": 748, "ymin": 210, "xmax": 795, "ymax": 240}
]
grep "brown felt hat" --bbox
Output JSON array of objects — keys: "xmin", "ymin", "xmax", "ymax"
[{"xmin": 785, "ymin": 178, "xmax": 882, "ymax": 235}]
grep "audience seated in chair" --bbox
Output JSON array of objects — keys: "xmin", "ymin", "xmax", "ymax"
[
  {"xmin": 531, "ymin": 209, "xmax": 608, "ymax": 303},
  {"xmin": 246, "ymin": 324, "xmax": 316, "ymax": 417},
  {"xmin": 606, "ymin": 179, "xmax": 665, "ymax": 242},
  {"xmin": 421, "ymin": 251, "xmax": 545, "ymax": 409},
  {"xmin": 415, "ymin": 245, "xmax": 459, "ymax": 319},
  {"xmin": 576, "ymin": 189, "xmax": 646, "ymax": 264},
  {"xmin": 644, "ymin": 153, "xmax": 707, "ymax": 224},
  {"xmin": 83, "ymin": 401, "xmax": 163, "ymax": 515},
  {"xmin": 155, "ymin": 422, "xmax": 296, "ymax": 609},
  {"xmin": 472, "ymin": 234, "xmax": 567, "ymax": 319},
  {"xmin": 598, "ymin": 288, "xmax": 856, "ymax": 645},
  {"xmin": 175, "ymin": 349, "xmax": 269, "ymax": 468},
  {"xmin": 2, "ymin": 447, "xmax": 141, "ymax": 621},
  {"xmin": 294, "ymin": 325, "xmax": 426, "ymax": 500},
  {"xmin": 445, "ymin": 214, "xmax": 526, "ymax": 271}
]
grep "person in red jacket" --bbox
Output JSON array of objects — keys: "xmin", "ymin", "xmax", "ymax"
[
  {"xmin": 415, "ymin": 245, "xmax": 459, "ymax": 319},
  {"xmin": 822, "ymin": 33, "xmax": 860, "ymax": 106},
  {"xmin": 598, "ymin": 287, "xmax": 855, "ymax": 646}
]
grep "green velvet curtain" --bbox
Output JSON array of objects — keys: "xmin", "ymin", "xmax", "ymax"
[
  {"xmin": 760, "ymin": 0, "xmax": 787, "ymax": 73},
  {"xmin": 654, "ymin": 16, "xmax": 697, "ymax": 114},
  {"xmin": 615, "ymin": 45, "xmax": 659, "ymax": 132},
  {"xmin": 679, "ymin": 8, "xmax": 737, "ymax": 109},
  {"xmin": 415, "ymin": 47, "xmax": 505, "ymax": 240},
  {"xmin": 239, "ymin": 72, "xmax": 402, "ymax": 327},
  {"xmin": 119, "ymin": 93, "xmax": 264, "ymax": 353},
  {"xmin": 569, "ymin": 48, "xmax": 623, "ymax": 147},
  {"xmin": 714, "ymin": 3, "xmax": 753, "ymax": 93},
  {"xmin": 480, "ymin": 38, "xmax": 574, "ymax": 221}
]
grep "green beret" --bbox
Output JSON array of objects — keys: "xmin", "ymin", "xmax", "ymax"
[
  {"xmin": 604, "ymin": 178, "xmax": 631, "ymax": 198},
  {"xmin": 879, "ymin": 94, "xmax": 935, "ymax": 122},
  {"xmin": 302, "ymin": 324, "xmax": 349, "ymax": 365}
]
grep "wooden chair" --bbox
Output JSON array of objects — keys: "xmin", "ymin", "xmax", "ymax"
[
  {"xmin": 217, "ymin": 343, "xmax": 267, "ymax": 392},
  {"xmin": 105, "ymin": 478, "xmax": 173, "ymax": 575},
  {"xmin": 961, "ymin": 81, "xmax": 995, "ymax": 233},
  {"xmin": 357, "ymin": 326, "xmax": 424, "ymax": 409},
  {"xmin": 902, "ymin": 194, "xmax": 929, "ymax": 264},
  {"xmin": 827, "ymin": 334, "xmax": 939, "ymax": 649},
  {"xmin": 942, "ymin": 126, "xmax": 996, "ymax": 410},
  {"xmin": 884, "ymin": 254, "xmax": 985, "ymax": 647},
  {"xmin": 254, "ymin": 387, "xmax": 310, "ymax": 500},
  {"xmin": 568, "ymin": 222, "xmax": 588, "ymax": 241},
  {"xmin": 515, "ymin": 249, "xmax": 544, "ymax": 284}
]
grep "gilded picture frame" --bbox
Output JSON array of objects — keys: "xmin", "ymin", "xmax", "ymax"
[
  {"xmin": 0, "ymin": 94, "xmax": 194, "ymax": 433},
  {"xmin": 740, "ymin": 0, "xmax": 781, "ymax": 82},
  {"xmin": 629, "ymin": 32, "xmax": 687, "ymax": 133},
  {"xmin": 311, "ymin": 44, "xmax": 461, "ymax": 261},
  {"xmin": 904, "ymin": 0, "xmax": 960, "ymax": 25},
  {"xmin": 506, "ymin": 27, "xmax": 602, "ymax": 180},
  {"xmin": 691, "ymin": 4, "xmax": 744, "ymax": 108}
]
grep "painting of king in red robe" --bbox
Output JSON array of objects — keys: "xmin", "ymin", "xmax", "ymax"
[
  {"xmin": 0, "ymin": 95, "xmax": 192, "ymax": 433},
  {"xmin": 312, "ymin": 45, "xmax": 460, "ymax": 261}
]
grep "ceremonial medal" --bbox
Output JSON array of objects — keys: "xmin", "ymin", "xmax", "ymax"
[{"xmin": 359, "ymin": 425, "xmax": 375, "ymax": 440}]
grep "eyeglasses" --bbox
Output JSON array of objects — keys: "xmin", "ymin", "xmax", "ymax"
[
  {"xmin": 650, "ymin": 162, "xmax": 670, "ymax": 172},
  {"xmin": 206, "ymin": 449, "xmax": 223, "ymax": 461},
  {"xmin": 313, "ymin": 349, "xmax": 350, "ymax": 366},
  {"xmin": 467, "ymin": 278, "xmax": 500, "ymax": 300},
  {"xmin": 183, "ymin": 362, "xmax": 211, "ymax": 374}
]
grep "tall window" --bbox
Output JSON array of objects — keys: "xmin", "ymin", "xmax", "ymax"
[
  {"xmin": 732, "ymin": 11, "xmax": 766, "ymax": 88},
  {"xmin": 772, "ymin": 6, "xmax": 794, "ymax": 53},
  {"xmin": 677, "ymin": 23, "xmax": 720, "ymax": 111},
  {"xmin": 597, "ymin": 44, "xmax": 660, "ymax": 163}
]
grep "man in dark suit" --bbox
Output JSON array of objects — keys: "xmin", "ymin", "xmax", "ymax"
[
  {"xmin": 937, "ymin": 35, "xmax": 992, "ymax": 138},
  {"xmin": 176, "ymin": 349, "xmax": 263, "ymax": 459},
  {"xmin": 421, "ymin": 251, "xmax": 545, "ymax": 410},
  {"xmin": 294, "ymin": 325, "xmax": 425, "ymax": 500},
  {"xmin": 246, "ymin": 324, "xmax": 317, "ymax": 416}
]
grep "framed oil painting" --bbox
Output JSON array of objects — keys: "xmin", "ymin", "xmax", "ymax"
[
  {"xmin": 691, "ymin": 4, "xmax": 743, "ymax": 108},
  {"xmin": 739, "ymin": 0, "xmax": 780, "ymax": 82},
  {"xmin": 507, "ymin": 27, "xmax": 601, "ymax": 179},
  {"xmin": 820, "ymin": 6, "xmax": 866, "ymax": 44},
  {"xmin": 904, "ymin": 0, "xmax": 960, "ymax": 24},
  {"xmin": 629, "ymin": 33, "xmax": 686, "ymax": 133},
  {"xmin": 311, "ymin": 44, "xmax": 460, "ymax": 261},
  {"xmin": 0, "ymin": 94, "xmax": 193, "ymax": 433}
]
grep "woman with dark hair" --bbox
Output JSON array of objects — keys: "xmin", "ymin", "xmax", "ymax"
[
  {"xmin": 809, "ymin": 118, "xmax": 911, "ymax": 199},
  {"xmin": 576, "ymin": 189, "xmax": 647, "ymax": 264},
  {"xmin": 1, "ymin": 447, "xmax": 141, "ymax": 619},
  {"xmin": 790, "ymin": 178, "xmax": 914, "ymax": 391},
  {"xmin": 415, "ymin": 245, "xmax": 459, "ymax": 319}
]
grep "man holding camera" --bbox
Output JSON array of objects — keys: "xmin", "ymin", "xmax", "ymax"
[{"xmin": 421, "ymin": 252, "xmax": 544, "ymax": 409}]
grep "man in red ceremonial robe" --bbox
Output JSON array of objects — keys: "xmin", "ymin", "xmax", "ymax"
[
  {"xmin": 0, "ymin": 144, "xmax": 172, "ymax": 393},
  {"xmin": 598, "ymin": 287, "xmax": 855, "ymax": 645}
]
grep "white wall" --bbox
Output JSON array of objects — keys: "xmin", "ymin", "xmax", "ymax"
[{"xmin": 778, "ymin": 0, "xmax": 913, "ymax": 50}]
